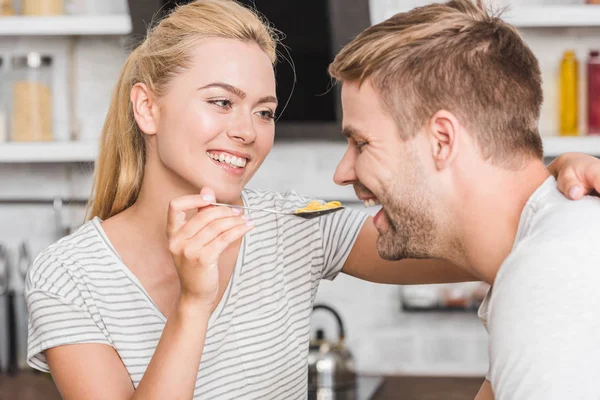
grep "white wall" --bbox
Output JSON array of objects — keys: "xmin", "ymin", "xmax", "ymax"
[{"xmin": 2, "ymin": 0, "xmax": 594, "ymax": 377}]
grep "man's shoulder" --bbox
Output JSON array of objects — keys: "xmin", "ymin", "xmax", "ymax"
[
  {"xmin": 531, "ymin": 186, "xmax": 600, "ymax": 238},
  {"xmin": 490, "ymin": 233, "xmax": 600, "ymax": 332}
]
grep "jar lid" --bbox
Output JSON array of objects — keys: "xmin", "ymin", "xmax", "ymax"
[{"xmin": 11, "ymin": 53, "xmax": 52, "ymax": 68}]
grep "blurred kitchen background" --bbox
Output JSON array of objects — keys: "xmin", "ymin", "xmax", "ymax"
[{"xmin": 1, "ymin": 0, "xmax": 600, "ymax": 398}]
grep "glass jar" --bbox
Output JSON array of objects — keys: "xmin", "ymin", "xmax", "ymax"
[
  {"xmin": 10, "ymin": 53, "xmax": 53, "ymax": 142},
  {"xmin": 22, "ymin": 0, "xmax": 63, "ymax": 15},
  {"xmin": 0, "ymin": 0, "xmax": 15, "ymax": 16}
]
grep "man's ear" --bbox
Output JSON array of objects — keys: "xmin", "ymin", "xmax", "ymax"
[
  {"xmin": 426, "ymin": 110, "xmax": 461, "ymax": 171},
  {"xmin": 131, "ymin": 82, "xmax": 159, "ymax": 136}
]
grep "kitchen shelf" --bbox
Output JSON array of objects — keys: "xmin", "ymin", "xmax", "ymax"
[
  {"xmin": 0, "ymin": 15, "xmax": 132, "ymax": 36},
  {"xmin": 543, "ymin": 136, "xmax": 600, "ymax": 157},
  {"xmin": 504, "ymin": 5, "xmax": 600, "ymax": 28},
  {"xmin": 0, "ymin": 142, "xmax": 98, "ymax": 163},
  {"xmin": 1, "ymin": 137, "xmax": 598, "ymax": 164},
  {"xmin": 371, "ymin": 5, "xmax": 600, "ymax": 28}
]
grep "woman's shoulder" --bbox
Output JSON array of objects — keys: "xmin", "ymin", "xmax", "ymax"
[{"xmin": 26, "ymin": 218, "xmax": 107, "ymax": 291}]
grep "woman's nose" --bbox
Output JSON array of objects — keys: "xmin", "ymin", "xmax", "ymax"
[{"xmin": 227, "ymin": 113, "xmax": 257, "ymax": 144}]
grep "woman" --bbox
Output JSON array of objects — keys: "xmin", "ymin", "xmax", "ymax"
[{"xmin": 25, "ymin": 1, "xmax": 600, "ymax": 399}]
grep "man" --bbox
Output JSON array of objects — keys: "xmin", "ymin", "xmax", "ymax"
[{"xmin": 329, "ymin": 0, "xmax": 600, "ymax": 399}]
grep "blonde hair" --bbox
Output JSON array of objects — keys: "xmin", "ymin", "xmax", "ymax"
[
  {"xmin": 329, "ymin": 0, "xmax": 543, "ymax": 167},
  {"xmin": 87, "ymin": 0, "xmax": 278, "ymax": 220}
]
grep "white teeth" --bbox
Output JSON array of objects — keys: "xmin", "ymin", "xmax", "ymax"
[
  {"xmin": 363, "ymin": 199, "xmax": 381, "ymax": 208},
  {"xmin": 207, "ymin": 152, "xmax": 247, "ymax": 168}
]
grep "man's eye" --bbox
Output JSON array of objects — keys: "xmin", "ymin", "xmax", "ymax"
[{"xmin": 355, "ymin": 142, "xmax": 367, "ymax": 152}]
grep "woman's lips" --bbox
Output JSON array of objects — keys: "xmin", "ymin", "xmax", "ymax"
[{"xmin": 209, "ymin": 158, "xmax": 246, "ymax": 176}]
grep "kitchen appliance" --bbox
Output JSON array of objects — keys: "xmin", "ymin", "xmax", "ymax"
[
  {"xmin": 308, "ymin": 304, "xmax": 357, "ymax": 400},
  {"xmin": 127, "ymin": 0, "xmax": 370, "ymax": 140}
]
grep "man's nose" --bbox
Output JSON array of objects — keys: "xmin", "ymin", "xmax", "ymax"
[{"xmin": 333, "ymin": 148, "xmax": 357, "ymax": 186}]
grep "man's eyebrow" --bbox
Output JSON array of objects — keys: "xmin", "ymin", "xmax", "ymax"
[
  {"xmin": 341, "ymin": 125, "xmax": 361, "ymax": 139},
  {"xmin": 198, "ymin": 82, "xmax": 246, "ymax": 99}
]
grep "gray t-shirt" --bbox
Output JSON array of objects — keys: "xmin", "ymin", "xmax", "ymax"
[
  {"xmin": 25, "ymin": 189, "xmax": 367, "ymax": 399},
  {"xmin": 478, "ymin": 176, "xmax": 600, "ymax": 399}
]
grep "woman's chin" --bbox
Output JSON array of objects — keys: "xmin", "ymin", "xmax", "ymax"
[{"xmin": 214, "ymin": 189, "xmax": 244, "ymax": 205}]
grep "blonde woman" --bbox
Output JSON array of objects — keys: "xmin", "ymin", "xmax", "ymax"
[{"xmin": 24, "ymin": 1, "xmax": 600, "ymax": 399}]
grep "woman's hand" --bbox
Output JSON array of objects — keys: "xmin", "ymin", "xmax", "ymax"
[
  {"xmin": 549, "ymin": 152, "xmax": 600, "ymax": 199},
  {"xmin": 166, "ymin": 187, "xmax": 253, "ymax": 308}
]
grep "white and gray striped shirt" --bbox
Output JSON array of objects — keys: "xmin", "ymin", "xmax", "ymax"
[{"xmin": 26, "ymin": 189, "xmax": 367, "ymax": 399}]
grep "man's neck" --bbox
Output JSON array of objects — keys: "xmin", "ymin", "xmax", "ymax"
[{"xmin": 450, "ymin": 160, "xmax": 550, "ymax": 285}]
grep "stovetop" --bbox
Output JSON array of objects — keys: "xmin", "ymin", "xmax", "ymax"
[{"xmin": 357, "ymin": 375, "xmax": 384, "ymax": 400}]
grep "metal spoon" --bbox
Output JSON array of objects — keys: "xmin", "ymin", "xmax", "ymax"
[{"xmin": 210, "ymin": 202, "xmax": 345, "ymax": 220}]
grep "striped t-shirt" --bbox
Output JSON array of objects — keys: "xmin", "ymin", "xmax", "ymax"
[{"xmin": 26, "ymin": 189, "xmax": 367, "ymax": 399}]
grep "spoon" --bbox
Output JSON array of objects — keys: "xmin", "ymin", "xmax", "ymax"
[{"xmin": 210, "ymin": 202, "xmax": 345, "ymax": 220}]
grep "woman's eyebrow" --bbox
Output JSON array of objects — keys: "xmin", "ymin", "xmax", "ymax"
[
  {"xmin": 198, "ymin": 82, "xmax": 246, "ymax": 98},
  {"xmin": 199, "ymin": 82, "xmax": 277, "ymax": 105}
]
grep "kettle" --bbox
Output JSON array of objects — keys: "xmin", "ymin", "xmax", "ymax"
[{"xmin": 308, "ymin": 304, "xmax": 357, "ymax": 400}]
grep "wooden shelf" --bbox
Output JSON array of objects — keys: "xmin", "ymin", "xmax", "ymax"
[
  {"xmin": 371, "ymin": 5, "xmax": 600, "ymax": 28},
  {"xmin": 0, "ymin": 142, "xmax": 98, "ymax": 163},
  {"xmin": 0, "ymin": 15, "xmax": 132, "ymax": 36}
]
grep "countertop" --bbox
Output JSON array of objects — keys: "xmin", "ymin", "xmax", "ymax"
[{"xmin": 0, "ymin": 372, "xmax": 484, "ymax": 400}]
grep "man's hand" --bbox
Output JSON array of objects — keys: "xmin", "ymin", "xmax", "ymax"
[{"xmin": 548, "ymin": 152, "xmax": 600, "ymax": 199}]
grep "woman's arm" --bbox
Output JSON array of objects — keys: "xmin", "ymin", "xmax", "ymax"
[
  {"xmin": 342, "ymin": 217, "xmax": 478, "ymax": 284},
  {"xmin": 343, "ymin": 152, "xmax": 600, "ymax": 284},
  {"xmin": 46, "ymin": 298, "xmax": 211, "ymax": 400},
  {"xmin": 548, "ymin": 152, "xmax": 600, "ymax": 199},
  {"xmin": 45, "ymin": 189, "xmax": 253, "ymax": 400},
  {"xmin": 475, "ymin": 380, "xmax": 494, "ymax": 400}
]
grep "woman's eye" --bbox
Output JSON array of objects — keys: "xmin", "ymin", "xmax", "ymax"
[
  {"xmin": 256, "ymin": 110, "xmax": 275, "ymax": 121},
  {"xmin": 210, "ymin": 99, "xmax": 232, "ymax": 109}
]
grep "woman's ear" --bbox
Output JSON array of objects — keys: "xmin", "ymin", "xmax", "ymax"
[
  {"xmin": 131, "ymin": 83, "xmax": 159, "ymax": 136},
  {"xmin": 426, "ymin": 110, "xmax": 460, "ymax": 171}
]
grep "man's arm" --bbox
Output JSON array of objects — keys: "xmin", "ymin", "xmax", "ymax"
[
  {"xmin": 342, "ymin": 217, "xmax": 477, "ymax": 284},
  {"xmin": 489, "ymin": 244, "xmax": 600, "ymax": 400}
]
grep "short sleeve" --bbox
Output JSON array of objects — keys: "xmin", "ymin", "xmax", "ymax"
[
  {"xmin": 319, "ymin": 207, "xmax": 368, "ymax": 280},
  {"xmin": 488, "ymin": 243, "xmax": 600, "ymax": 399},
  {"xmin": 26, "ymin": 255, "xmax": 111, "ymax": 372}
]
